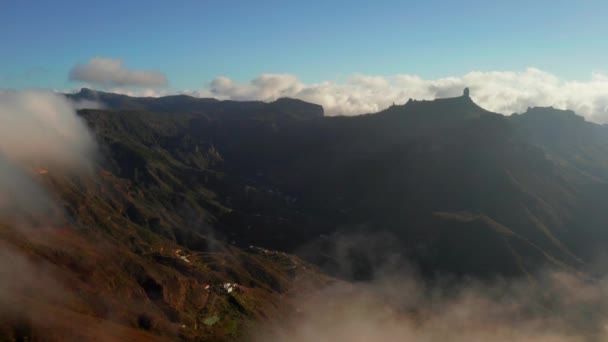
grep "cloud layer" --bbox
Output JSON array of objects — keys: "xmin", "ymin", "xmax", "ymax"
[
  {"xmin": 249, "ymin": 231, "xmax": 608, "ymax": 341},
  {"xmin": 191, "ymin": 69, "xmax": 608, "ymax": 123},
  {"xmin": 250, "ymin": 267, "xmax": 608, "ymax": 342},
  {"xmin": 0, "ymin": 90, "xmax": 97, "ymax": 169},
  {"xmin": 69, "ymin": 57, "xmax": 168, "ymax": 87}
]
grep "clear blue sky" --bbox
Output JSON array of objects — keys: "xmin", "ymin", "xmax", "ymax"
[{"xmin": 1, "ymin": 0, "xmax": 606, "ymax": 90}]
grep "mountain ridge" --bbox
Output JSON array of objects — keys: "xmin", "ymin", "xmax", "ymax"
[
  {"xmin": 3, "ymin": 88, "xmax": 608, "ymax": 340},
  {"xmin": 69, "ymin": 88, "xmax": 608, "ymax": 276},
  {"xmin": 68, "ymin": 88, "xmax": 325, "ymax": 120}
]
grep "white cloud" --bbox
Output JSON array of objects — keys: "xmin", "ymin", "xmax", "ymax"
[
  {"xmin": 86, "ymin": 68, "xmax": 608, "ymax": 123},
  {"xmin": 0, "ymin": 90, "xmax": 97, "ymax": 221},
  {"xmin": 205, "ymin": 74, "xmax": 304, "ymax": 101},
  {"xmin": 251, "ymin": 269, "xmax": 608, "ymax": 342},
  {"xmin": 0, "ymin": 90, "xmax": 97, "ymax": 169},
  {"xmin": 69, "ymin": 57, "xmax": 168, "ymax": 87}
]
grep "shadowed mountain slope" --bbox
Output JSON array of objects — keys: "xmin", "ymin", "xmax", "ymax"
[
  {"xmin": 69, "ymin": 88, "xmax": 608, "ymax": 279},
  {"xmin": 4, "ymin": 88, "xmax": 607, "ymax": 340}
]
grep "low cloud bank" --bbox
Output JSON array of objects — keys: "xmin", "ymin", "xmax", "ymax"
[
  {"xmin": 196, "ymin": 69, "xmax": 608, "ymax": 123},
  {"xmin": 250, "ymin": 265, "xmax": 608, "ymax": 342},
  {"xmin": 106, "ymin": 68, "xmax": 608, "ymax": 123},
  {"xmin": 249, "ymin": 232, "xmax": 608, "ymax": 342}
]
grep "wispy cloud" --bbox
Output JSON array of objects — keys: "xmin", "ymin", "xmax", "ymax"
[
  {"xmin": 251, "ymin": 270, "xmax": 608, "ymax": 342},
  {"xmin": 69, "ymin": 57, "xmax": 168, "ymax": 87},
  {"xmin": 250, "ymin": 232, "xmax": 608, "ymax": 342}
]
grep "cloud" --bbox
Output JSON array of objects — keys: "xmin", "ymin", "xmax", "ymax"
[
  {"xmin": 69, "ymin": 57, "xmax": 168, "ymax": 87},
  {"xmin": 0, "ymin": 156, "xmax": 58, "ymax": 223},
  {"xmin": 0, "ymin": 90, "xmax": 97, "ymax": 170},
  {"xmin": 207, "ymin": 74, "xmax": 304, "ymax": 101},
  {"xmin": 251, "ymin": 273, "xmax": 608, "ymax": 342},
  {"xmin": 249, "ymin": 231, "xmax": 608, "ymax": 341},
  {"xmin": 182, "ymin": 69, "xmax": 608, "ymax": 123},
  {"xmin": 250, "ymin": 262, "xmax": 608, "ymax": 342},
  {"xmin": 0, "ymin": 90, "xmax": 97, "ymax": 223},
  {"xmin": 0, "ymin": 91, "xmax": 97, "ymax": 335}
]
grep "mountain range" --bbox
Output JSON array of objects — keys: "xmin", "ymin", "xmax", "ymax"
[{"xmin": 2, "ymin": 87, "xmax": 608, "ymax": 340}]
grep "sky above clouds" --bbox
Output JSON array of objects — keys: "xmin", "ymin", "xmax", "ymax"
[{"xmin": 1, "ymin": 0, "xmax": 608, "ymax": 120}]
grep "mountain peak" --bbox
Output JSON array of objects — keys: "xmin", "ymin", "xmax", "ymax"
[
  {"xmin": 397, "ymin": 87, "xmax": 488, "ymax": 119},
  {"xmin": 74, "ymin": 87, "xmax": 108, "ymax": 100},
  {"xmin": 78, "ymin": 87, "xmax": 98, "ymax": 95}
]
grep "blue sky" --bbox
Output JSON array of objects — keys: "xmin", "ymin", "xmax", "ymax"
[{"xmin": 0, "ymin": 0, "xmax": 606, "ymax": 90}]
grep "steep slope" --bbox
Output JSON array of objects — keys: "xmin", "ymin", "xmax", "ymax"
[
  {"xmin": 65, "ymin": 88, "xmax": 608, "ymax": 280},
  {"xmin": 5, "ymin": 88, "xmax": 608, "ymax": 339},
  {"xmin": 509, "ymin": 107, "xmax": 608, "ymax": 259},
  {"xmin": 0, "ymin": 95, "xmax": 332, "ymax": 341},
  {"xmin": 192, "ymin": 90, "xmax": 590, "ymax": 277},
  {"xmin": 0, "ymin": 169, "xmax": 331, "ymax": 341}
]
